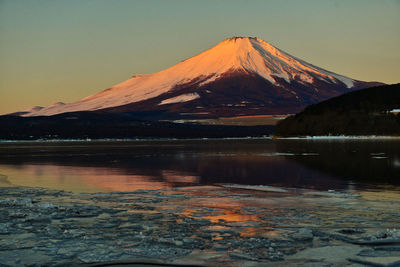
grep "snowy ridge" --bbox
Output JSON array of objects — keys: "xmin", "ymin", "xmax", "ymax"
[
  {"xmin": 24, "ymin": 37, "xmax": 356, "ymax": 117},
  {"xmin": 158, "ymin": 93, "xmax": 200, "ymax": 105},
  {"xmin": 23, "ymin": 106, "xmax": 44, "ymax": 113}
]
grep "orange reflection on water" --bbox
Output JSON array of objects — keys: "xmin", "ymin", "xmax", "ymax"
[
  {"xmin": 161, "ymin": 170, "xmax": 199, "ymax": 184},
  {"xmin": 181, "ymin": 207, "xmax": 259, "ymax": 224},
  {"xmin": 0, "ymin": 164, "xmax": 198, "ymax": 192},
  {"xmin": 176, "ymin": 195, "xmax": 270, "ymax": 237},
  {"xmin": 82, "ymin": 172, "xmax": 169, "ymax": 192},
  {"xmin": 170, "ymin": 188, "xmax": 295, "ymax": 237}
]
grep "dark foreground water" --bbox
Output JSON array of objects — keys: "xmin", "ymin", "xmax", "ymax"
[
  {"xmin": 0, "ymin": 138, "xmax": 399, "ymax": 193},
  {"xmin": 1, "ymin": 139, "xmax": 400, "ymax": 266}
]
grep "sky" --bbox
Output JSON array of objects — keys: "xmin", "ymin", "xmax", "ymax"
[{"xmin": 0, "ymin": 0, "xmax": 399, "ymax": 114}]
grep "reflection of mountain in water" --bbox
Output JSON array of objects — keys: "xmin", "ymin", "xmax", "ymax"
[
  {"xmin": 1, "ymin": 140, "xmax": 398, "ymax": 192},
  {"xmin": 0, "ymin": 164, "xmax": 200, "ymax": 192},
  {"xmin": 275, "ymin": 140, "xmax": 400, "ymax": 187},
  {"xmin": 0, "ymin": 140, "xmax": 342, "ymax": 191}
]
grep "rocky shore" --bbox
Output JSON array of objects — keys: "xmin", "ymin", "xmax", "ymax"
[{"xmin": 1, "ymin": 185, "xmax": 400, "ymax": 266}]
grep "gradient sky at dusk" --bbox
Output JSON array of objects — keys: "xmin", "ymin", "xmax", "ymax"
[{"xmin": 1, "ymin": 0, "xmax": 399, "ymax": 114}]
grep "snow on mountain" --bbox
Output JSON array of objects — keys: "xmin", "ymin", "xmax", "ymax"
[
  {"xmin": 158, "ymin": 93, "xmax": 200, "ymax": 106},
  {"xmin": 25, "ymin": 106, "xmax": 44, "ymax": 113},
  {"xmin": 23, "ymin": 37, "xmax": 374, "ymax": 117}
]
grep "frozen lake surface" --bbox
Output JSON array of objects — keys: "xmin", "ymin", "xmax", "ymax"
[{"xmin": 1, "ymin": 139, "xmax": 400, "ymax": 266}]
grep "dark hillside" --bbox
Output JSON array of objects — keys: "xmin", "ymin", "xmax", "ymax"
[
  {"xmin": 275, "ymin": 83, "xmax": 400, "ymax": 136},
  {"xmin": 0, "ymin": 112, "xmax": 274, "ymax": 140}
]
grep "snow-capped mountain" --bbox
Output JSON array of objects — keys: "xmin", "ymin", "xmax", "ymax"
[{"xmin": 22, "ymin": 37, "xmax": 381, "ymax": 118}]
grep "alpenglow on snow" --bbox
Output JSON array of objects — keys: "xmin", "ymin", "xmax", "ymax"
[{"xmin": 21, "ymin": 37, "xmax": 380, "ymax": 118}]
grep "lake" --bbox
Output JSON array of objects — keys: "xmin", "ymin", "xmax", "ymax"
[
  {"xmin": 1, "ymin": 139, "xmax": 399, "ymax": 193},
  {"xmin": 2, "ymin": 138, "xmax": 400, "ymax": 266}
]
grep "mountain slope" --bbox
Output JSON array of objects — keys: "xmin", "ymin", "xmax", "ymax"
[
  {"xmin": 22, "ymin": 37, "xmax": 381, "ymax": 118},
  {"xmin": 275, "ymin": 83, "xmax": 400, "ymax": 136}
]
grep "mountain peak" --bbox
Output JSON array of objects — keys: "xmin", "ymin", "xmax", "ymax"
[
  {"xmin": 220, "ymin": 36, "xmax": 265, "ymax": 47},
  {"xmin": 210, "ymin": 36, "xmax": 353, "ymax": 86},
  {"xmin": 22, "ymin": 37, "xmax": 374, "ymax": 117},
  {"xmin": 221, "ymin": 36, "xmax": 274, "ymax": 48},
  {"xmin": 224, "ymin": 36, "xmax": 256, "ymax": 41}
]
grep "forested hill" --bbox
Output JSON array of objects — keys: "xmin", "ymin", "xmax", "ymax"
[
  {"xmin": 275, "ymin": 83, "xmax": 400, "ymax": 136},
  {"xmin": 0, "ymin": 112, "xmax": 274, "ymax": 140}
]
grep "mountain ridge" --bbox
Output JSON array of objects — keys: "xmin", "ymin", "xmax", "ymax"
[{"xmin": 18, "ymin": 37, "xmax": 382, "ymax": 118}]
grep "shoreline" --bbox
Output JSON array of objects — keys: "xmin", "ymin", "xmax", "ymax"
[
  {"xmin": 0, "ymin": 137, "xmax": 272, "ymax": 143},
  {"xmin": 277, "ymin": 135, "xmax": 400, "ymax": 140},
  {"xmin": 1, "ymin": 135, "xmax": 400, "ymax": 143}
]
